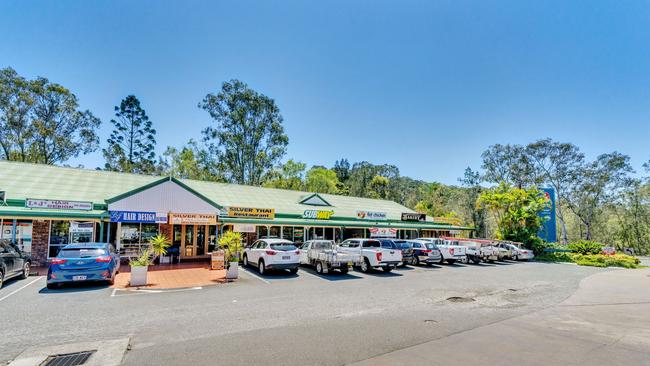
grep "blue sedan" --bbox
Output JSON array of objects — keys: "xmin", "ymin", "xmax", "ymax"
[{"xmin": 47, "ymin": 243, "xmax": 120, "ymax": 289}]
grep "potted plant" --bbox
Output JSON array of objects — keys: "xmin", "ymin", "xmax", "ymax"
[
  {"xmin": 219, "ymin": 231, "xmax": 243, "ymax": 279},
  {"xmin": 129, "ymin": 234, "xmax": 171, "ymax": 286}
]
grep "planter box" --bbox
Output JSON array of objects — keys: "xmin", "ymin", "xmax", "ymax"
[
  {"xmin": 130, "ymin": 265, "xmax": 148, "ymax": 286},
  {"xmin": 226, "ymin": 262, "xmax": 238, "ymax": 279}
]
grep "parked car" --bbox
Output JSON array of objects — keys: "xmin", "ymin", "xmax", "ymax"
[
  {"xmin": 406, "ymin": 240, "xmax": 442, "ymax": 265},
  {"xmin": 0, "ymin": 240, "xmax": 31, "ymax": 289},
  {"xmin": 505, "ymin": 243, "xmax": 534, "ymax": 261},
  {"xmin": 242, "ymin": 238, "xmax": 300, "ymax": 275},
  {"xmin": 416, "ymin": 238, "xmax": 467, "ymax": 264},
  {"xmin": 47, "ymin": 243, "xmax": 120, "ymax": 289},
  {"xmin": 338, "ymin": 238, "xmax": 402, "ymax": 272},
  {"xmin": 495, "ymin": 242, "xmax": 516, "ymax": 260},
  {"xmin": 458, "ymin": 240, "xmax": 488, "ymax": 264},
  {"xmin": 601, "ymin": 246, "xmax": 616, "ymax": 256},
  {"xmin": 299, "ymin": 240, "xmax": 361, "ymax": 274},
  {"xmin": 378, "ymin": 239, "xmax": 414, "ymax": 267}
]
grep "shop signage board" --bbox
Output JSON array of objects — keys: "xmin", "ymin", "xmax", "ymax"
[
  {"xmin": 233, "ymin": 223, "xmax": 256, "ymax": 233},
  {"xmin": 538, "ymin": 187, "xmax": 557, "ymax": 243},
  {"xmin": 109, "ymin": 211, "xmax": 168, "ymax": 223},
  {"xmin": 356, "ymin": 210, "xmax": 387, "ymax": 220},
  {"xmin": 401, "ymin": 213, "xmax": 426, "ymax": 222},
  {"xmin": 303, "ymin": 209, "xmax": 334, "ymax": 220},
  {"xmin": 70, "ymin": 221, "xmax": 94, "ymax": 243},
  {"xmin": 369, "ymin": 227, "xmax": 397, "ymax": 238},
  {"xmin": 169, "ymin": 213, "xmax": 217, "ymax": 225},
  {"xmin": 227, "ymin": 206, "xmax": 275, "ymax": 219},
  {"xmin": 26, "ymin": 198, "xmax": 92, "ymax": 211}
]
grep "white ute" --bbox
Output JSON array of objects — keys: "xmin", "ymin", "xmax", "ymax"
[
  {"xmin": 416, "ymin": 238, "xmax": 467, "ymax": 264},
  {"xmin": 338, "ymin": 238, "xmax": 402, "ymax": 272},
  {"xmin": 299, "ymin": 240, "xmax": 361, "ymax": 274}
]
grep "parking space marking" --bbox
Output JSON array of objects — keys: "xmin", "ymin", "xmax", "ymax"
[
  {"xmin": 297, "ymin": 268, "xmax": 331, "ymax": 282},
  {"xmin": 0, "ymin": 276, "xmax": 43, "ymax": 303},
  {"xmin": 111, "ymin": 286, "xmax": 203, "ymax": 297},
  {"xmin": 239, "ymin": 267, "xmax": 271, "ymax": 284}
]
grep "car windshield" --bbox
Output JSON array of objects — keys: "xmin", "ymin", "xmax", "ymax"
[
  {"xmin": 270, "ymin": 244, "xmax": 296, "ymax": 251},
  {"xmin": 59, "ymin": 248, "xmax": 106, "ymax": 258}
]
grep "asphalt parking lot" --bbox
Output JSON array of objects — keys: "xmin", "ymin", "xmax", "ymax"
[{"xmin": 0, "ymin": 261, "xmax": 623, "ymax": 365}]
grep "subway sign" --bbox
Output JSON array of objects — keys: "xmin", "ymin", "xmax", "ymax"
[{"xmin": 303, "ymin": 210, "xmax": 334, "ymax": 220}]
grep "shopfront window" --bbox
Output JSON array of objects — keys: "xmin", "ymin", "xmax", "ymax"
[
  {"xmin": 0, "ymin": 219, "xmax": 33, "ymax": 253},
  {"xmin": 208, "ymin": 226, "xmax": 217, "ymax": 252},
  {"xmin": 120, "ymin": 223, "xmax": 140, "ymax": 245},
  {"xmin": 140, "ymin": 224, "xmax": 159, "ymax": 243},
  {"xmin": 70, "ymin": 222, "xmax": 94, "ymax": 243},
  {"xmin": 49, "ymin": 221, "xmax": 70, "ymax": 257},
  {"xmin": 269, "ymin": 226, "xmax": 281, "ymax": 238}
]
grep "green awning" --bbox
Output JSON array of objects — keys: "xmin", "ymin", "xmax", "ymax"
[
  {"xmin": 0, "ymin": 206, "xmax": 106, "ymax": 220},
  {"xmin": 219, "ymin": 217, "xmax": 473, "ymax": 231}
]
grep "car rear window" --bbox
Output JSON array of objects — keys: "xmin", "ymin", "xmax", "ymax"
[
  {"xmin": 59, "ymin": 248, "xmax": 106, "ymax": 258},
  {"xmin": 425, "ymin": 243, "xmax": 438, "ymax": 250},
  {"xmin": 270, "ymin": 244, "xmax": 296, "ymax": 251},
  {"xmin": 396, "ymin": 242, "xmax": 411, "ymax": 249},
  {"xmin": 362, "ymin": 240, "xmax": 381, "ymax": 248}
]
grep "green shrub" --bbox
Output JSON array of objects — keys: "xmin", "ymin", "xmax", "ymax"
[
  {"xmin": 536, "ymin": 251, "xmax": 574, "ymax": 262},
  {"xmin": 567, "ymin": 240, "xmax": 603, "ymax": 255},
  {"xmin": 530, "ymin": 241, "xmax": 568, "ymax": 256},
  {"xmin": 572, "ymin": 254, "xmax": 640, "ymax": 269}
]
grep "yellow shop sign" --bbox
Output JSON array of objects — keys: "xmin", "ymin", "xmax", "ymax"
[
  {"xmin": 227, "ymin": 206, "xmax": 275, "ymax": 219},
  {"xmin": 169, "ymin": 213, "xmax": 217, "ymax": 225}
]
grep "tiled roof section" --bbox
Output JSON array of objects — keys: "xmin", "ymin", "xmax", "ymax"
[{"xmin": 0, "ymin": 161, "xmax": 419, "ymax": 220}]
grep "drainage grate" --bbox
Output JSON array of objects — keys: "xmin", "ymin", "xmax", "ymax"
[{"xmin": 42, "ymin": 351, "xmax": 95, "ymax": 366}]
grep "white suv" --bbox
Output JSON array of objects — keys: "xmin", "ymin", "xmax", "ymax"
[{"xmin": 242, "ymin": 238, "xmax": 300, "ymax": 275}]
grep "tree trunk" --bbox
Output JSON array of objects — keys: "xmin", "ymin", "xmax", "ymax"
[{"xmin": 584, "ymin": 221, "xmax": 591, "ymax": 240}]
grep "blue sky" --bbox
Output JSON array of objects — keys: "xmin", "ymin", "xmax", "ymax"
[{"xmin": 1, "ymin": 0, "xmax": 649, "ymax": 184}]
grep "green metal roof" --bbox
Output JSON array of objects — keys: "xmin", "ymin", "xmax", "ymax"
[{"xmin": 0, "ymin": 161, "xmax": 472, "ymax": 230}]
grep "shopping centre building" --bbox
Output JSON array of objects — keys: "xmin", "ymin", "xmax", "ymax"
[{"xmin": 0, "ymin": 161, "xmax": 473, "ymax": 265}]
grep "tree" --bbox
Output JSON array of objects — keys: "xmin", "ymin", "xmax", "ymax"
[
  {"xmin": 103, "ymin": 95, "xmax": 156, "ymax": 174},
  {"xmin": 613, "ymin": 178, "xmax": 650, "ymax": 255},
  {"xmin": 481, "ymin": 144, "xmax": 539, "ymax": 188},
  {"xmin": 304, "ymin": 167, "xmax": 340, "ymax": 194},
  {"xmin": 458, "ymin": 167, "xmax": 487, "ymax": 237},
  {"xmin": 566, "ymin": 152, "xmax": 633, "ymax": 240},
  {"xmin": 29, "ymin": 77, "xmax": 101, "ymax": 164},
  {"xmin": 0, "ymin": 67, "xmax": 34, "ymax": 161},
  {"xmin": 367, "ymin": 175, "xmax": 390, "ymax": 199},
  {"xmin": 477, "ymin": 182, "xmax": 548, "ymax": 245},
  {"xmin": 199, "ymin": 79, "xmax": 288, "ymax": 186},
  {"xmin": 0, "ymin": 67, "xmax": 100, "ymax": 164},
  {"xmin": 414, "ymin": 182, "xmax": 459, "ymax": 217},
  {"xmin": 157, "ymin": 139, "xmax": 224, "ymax": 181},
  {"xmin": 263, "ymin": 159, "xmax": 306, "ymax": 190},
  {"xmin": 333, "ymin": 158, "xmax": 351, "ymax": 183},
  {"xmin": 525, "ymin": 138, "xmax": 585, "ymax": 243}
]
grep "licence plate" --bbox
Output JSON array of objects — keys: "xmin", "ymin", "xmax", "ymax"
[
  {"xmin": 282, "ymin": 256, "xmax": 290, "ymax": 260},
  {"xmin": 72, "ymin": 275, "xmax": 87, "ymax": 281}
]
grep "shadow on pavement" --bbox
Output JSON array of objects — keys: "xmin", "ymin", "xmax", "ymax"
[
  {"xmin": 299, "ymin": 266, "xmax": 364, "ymax": 281},
  {"xmin": 39, "ymin": 281, "xmax": 110, "ymax": 294}
]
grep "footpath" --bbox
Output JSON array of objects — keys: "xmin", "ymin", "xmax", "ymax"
[{"xmin": 349, "ymin": 267, "xmax": 650, "ymax": 366}]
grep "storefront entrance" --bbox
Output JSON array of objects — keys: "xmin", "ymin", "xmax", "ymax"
[{"xmin": 173, "ymin": 224, "xmax": 217, "ymax": 258}]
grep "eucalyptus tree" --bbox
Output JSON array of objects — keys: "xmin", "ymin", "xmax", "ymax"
[{"xmin": 199, "ymin": 79, "xmax": 288, "ymax": 185}]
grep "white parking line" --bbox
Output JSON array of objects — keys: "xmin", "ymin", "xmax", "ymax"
[
  {"xmin": 0, "ymin": 276, "xmax": 43, "ymax": 302},
  {"xmin": 298, "ymin": 268, "xmax": 330, "ymax": 281},
  {"xmin": 111, "ymin": 286, "xmax": 203, "ymax": 297},
  {"xmin": 239, "ymin": 267, "xmax": 271, "ymax": 284}
]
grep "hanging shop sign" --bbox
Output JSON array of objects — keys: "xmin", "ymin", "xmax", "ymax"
[
  {"xmin": 233, "ymin": 223, "xmax": 256, "ymax": 233},
  {"xmin": 70, "ymin": 221, "xmax": 94, "ymax": 243},
  {"xmin": 401, "ymin": 213, "xmax": 426, "ymax": 222},
  {"xmin": 356, "ymin": 210, "xmax": 387, "ymax": 221},
  {"xmin": 26, "ymin": 198, "xmax": 92, "ymax": 211},
  {"xmin": 303, "ymin": 209, "xmax": 334, "ymax": 220},
  {"xmin": 227, "ymin": 206, "xmax": 275, "ymax": 219},
  {"xmin": 169, "ymin": 213, "xmax": 217, "ymax": 225},
  {"xmin": 369, "ymin": 228, "xmax": 397, "ymax": 238},
  {"xmin": 109, "ymin": 211, "xmax": 168, "ymax": 224}
]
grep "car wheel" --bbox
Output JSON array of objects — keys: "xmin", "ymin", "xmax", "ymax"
[
  {"xmin": 414, "ymin": 256, "xmax": 420, "ymax": 266},
  {"xmin": 19, "ymin": 262, "xmax": 30, "ymax": 280},
  {"xmin": 513, "ymin": 255, "xmax": 518, "ymax": 261},
  {"xmin": 382, "ymin": 266, "xmax": 393, "ymax": 273},
  {"xmin": 0, "ymin": 270, "xmax": 4, "ymax": 289},
  {"xmin": 447, "ymin": 259, "xmax": 456, "ymax": 265},
  {"xmin": 340, "ymin": 267, "xmax": 349, "ymax": 274},
  {"xmin": 258, "ymin": 260, "xmax": 265, "ymax": 275},
  {"xmin": 108, "ymin": 277, "xmax": 115, "ymax": 286},
  {"xmin": 360, "ymin": 258, "xmax": 371, "ymax": 273},
  {"xmin": 438, "ymin": 256, "xmax": 445, "ymax": 265},
  {"xmin": 289, "ymin": 267, "xmax": 299, "ymax": 274},
  {"xmin": 471, "ymin": 257, "xmax": 481, "ymax": 264},
  {"xmin": 242, "ymin": 254, "xmax": 249, "ymax": 267},
  {"xmin": 316, "ymin": 261, "xmax": 323, "ymax": 274}
]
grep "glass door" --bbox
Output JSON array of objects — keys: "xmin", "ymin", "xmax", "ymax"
[{"xmin": 183, "ymin": 225, "xmax": 195, "ymax": 257}]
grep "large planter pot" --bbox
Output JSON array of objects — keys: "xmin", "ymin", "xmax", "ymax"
[
  {"xmin": 130, "ymin": 265, "xmax": 148, "ymax": 286},
  {"xmin": 226, "ymin": 262, "xmax": 239, "ymax": 279}
]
